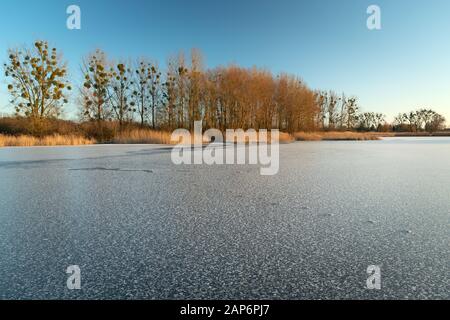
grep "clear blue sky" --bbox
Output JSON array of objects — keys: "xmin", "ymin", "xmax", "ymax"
[{"xmin": 1, "ymin": 0, "xmax": 450, "ymax": 122}]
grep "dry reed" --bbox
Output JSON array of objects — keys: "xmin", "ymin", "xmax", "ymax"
[
  {"xmin": 294, "ymin": 131, "xmax": 380, "ymax": 141},
  {"xmin": 0, "ymin": 134, "xmax": 96, "ymax": 147}
]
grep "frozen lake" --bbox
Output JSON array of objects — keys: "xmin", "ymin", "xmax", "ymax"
[{"xmin": 0, "ymin": 138, "xmax": 448, "ymax": 299}]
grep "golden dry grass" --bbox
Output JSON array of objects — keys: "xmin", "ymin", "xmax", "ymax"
[
  {"xmin": 113, "ymin": 129, "xmax": 294, "ymax": 145},
  {"xmin": 0, "ymin": 134, "xmax": 96, "ymax": 147},
  {"xmin": 367, "ymin": 132, "xmax": 396, "ymax": 137},
  {"xmin": 0, "ymin": 130, "xmax": 385, "ymax": 147},
  {"xmin": 277, "ymin": 132, "xmax": 295, "ymax": 143},
  {"xmin": 226, "ymin": 131, "xmax": 294, "ymax": 144},
  {"xmin": 322, "ymin": 131, "xmax": 380, "ymax": 140},
  {"xmin": 293, "ymin": 132, "xmax": 323, "ymax": 141},
  {"xmin": 112, "ymin": 129, "xmax": 175, "ymax": 144},
  {"xmin": 294, "ymin": 131, "xmax": 380, "ymax": 141}
]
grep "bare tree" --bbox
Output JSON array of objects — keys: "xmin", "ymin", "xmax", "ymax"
[
  {"xmin": 162, "ymin": 69, "xmax": 177, "ymax": 130},
  {"xmin": 4, "ymin": 40, "xmax": 71, "ymax": 121},
  {"xmin": 132, "ymin": 59, "xmax": 161, "ymax": 128},
  {"xmin": 109, "ymin": 62, "xmax": 134, "ymax": 127},
  {"xmin": 345, "ymin": 97, "xmax": 359, "ymax": 129},
  {"xmin": 427, "ymin": 113, "xmax": 446, "ymax": 133},
  {"xmin": 81, "ymin": 50, "xmax": 112, "ymax": 121},
  {"xmin": 326, "ymin": 91, "xmax": 339, "ymax": 130},
  {"xmin": 188, "ymin": 48, "xmax": 204, "ymax": 130}
]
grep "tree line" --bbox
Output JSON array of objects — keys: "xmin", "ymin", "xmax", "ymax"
[
  {"xmin": 2, "ymin": 40, "xmax": 447, "ymax": 136},
  {"xmin": 393, "ymin": 109, "xmax": 446, "ymax": 133}
]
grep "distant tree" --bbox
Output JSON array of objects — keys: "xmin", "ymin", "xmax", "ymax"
[
  {"xmin": 109, "ymin": 62, "xmax": 134, "ymax": 127},
  {"xmin": 419, "ymin": 109, "xmax": 434, "ymax": 129},
  {"xmin": 357, "ymin": 112, "xmax": 385, "ymax": 131},
  {"xmin": 4, "ymin": 40, "xmax": 71, "ymax": 120},
  {"xmin": 187, "ymin": 49, "xmax": 204, "ymax": 130},
  {"xmin": 81, "ymin": 50, "xmax": 112, "ymax": 121},
  {"xmin": 393, "ymin": 113, "xmax": 407, "ymax": 131},
  {"xmin": 409, "ymin": 110, "xmax": 421, "ymax": 131},
  {"xmin": 345, "ymin": 97, "xmax": 359, "ymax": 129},
  {"xmin": 427, "ymin": 113, "xmax": 446, "ymax": 133},
  {"xmin": 337, "ymin": 93, "xmax": 347, "ymax": 129},
  {"xmin": 374, "ymin": 113, "xmax": 386, "ymax": 131},
  {"xmin": 148, "ymin": 63, "xmax": 162, "ymax": 129},
  {"xmin": 393, "ymin": 109, "xmax": 445, "ymax": 133},
  {"xmin": 315, "ymin": 91, "xmax": 327, "ymax": 129},
  {"xmin": 326, "ymin": 91, "xmax": 339, "ymax": 130},
  {"xmin": 162, "ymin": 70, "xmax": 177, "ymax": 130},
  {"xmin": 132, "ymin": 60, "xmax": 162, "ymax": 128},
  {"xmin": 168, "ymin": 53, "xmax": 189, "ymax": 129},
  {"xmin": 133, "ymin": 60, "xmax": 151, "ymax": 127}
]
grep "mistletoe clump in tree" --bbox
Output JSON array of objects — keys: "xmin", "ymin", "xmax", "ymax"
[
  {"xmin": 4, "ymin": 41, "xmax": 71, "ymax": 124},
  {"xmin": 81, "ymin": 50, "xmax": 112, "ymax": 121},
  {"xmin": 133, "ymin": 60, "xmax": 162, "ymax": 128},
  {"xmin": 110, "ymin": 62, "xmax": 134, "ymax": 127},
  {"xmin": 163, "ymin": 71, "xmax": 177, "ymax": 130}
]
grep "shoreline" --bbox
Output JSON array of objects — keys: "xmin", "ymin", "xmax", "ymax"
[{"xmin": 1, "ymin": 131, "xmax": 450, "ymax": 147}]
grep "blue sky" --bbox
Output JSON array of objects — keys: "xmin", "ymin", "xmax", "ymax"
[{"xmin": 1, "ymin": 0, "xmax": 449, "ymax": 122}]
